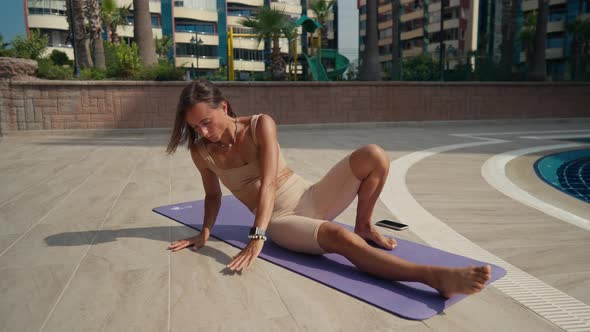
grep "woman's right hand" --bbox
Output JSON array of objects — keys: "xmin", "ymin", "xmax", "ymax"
[{"xmin": 167, "ymin": 232, "xmax": 209, "ymax": 252}]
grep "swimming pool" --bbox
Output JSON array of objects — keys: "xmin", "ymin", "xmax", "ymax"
[{"xmin": 534, "ymin": 148, "xmax": 590, "ymax": 204}]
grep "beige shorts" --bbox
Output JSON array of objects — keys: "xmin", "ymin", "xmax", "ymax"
[{"xmin": 262, "ymin": 153, "xmax": 362, "ymax": 255}]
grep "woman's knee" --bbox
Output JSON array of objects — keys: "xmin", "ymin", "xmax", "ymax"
[
  {"xmin": 350, "ymin": 145, "xmax": 390, "ymax": 180},
  {"xmin": 317, "ymin": 222, "xmax": 365, "ymax": 254}
]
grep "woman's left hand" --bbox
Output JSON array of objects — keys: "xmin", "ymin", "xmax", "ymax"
[{"xmin": 227, "ymin": 239, "xmax": 265, "ymax": 272}]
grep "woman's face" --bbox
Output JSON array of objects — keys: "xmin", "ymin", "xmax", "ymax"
[{"xmin": 185, "ymin": 101, "xmax": 227, "ymax": 142}]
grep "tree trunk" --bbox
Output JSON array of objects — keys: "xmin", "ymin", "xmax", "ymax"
[
  {"xmin": 360, "ymin": 0, "xmax": 380, "ymax": 80},
  {"xmin": 270, "ymin": 36, "xmax": 286, "ymax": 81},
  {"xmin": 390, "ymin": 0, "xmax": 401, "ymax": 80},
  {"xmin": 321, "ymin": 25, "xmax": 328, "ymax": 49},
  {"xmin": 499, "ymin": 0, "xmax": 519, "ymax": 80},
  {"xmin": 86, "ymin": 0, "xmax": 106, "ymax": 70},
  {"xmin": 133, "ymin": 0, "xmax": 157, "ymax": 66},
  {"xmin": 527, "ymin": 0, "xmax": 548, "ymax": 80},
  {"xmin": 66, "ymin": 0, "xmax": 93, "ymax": 68}
]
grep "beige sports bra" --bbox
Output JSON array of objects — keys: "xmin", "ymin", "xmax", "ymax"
[{"xmin": 196, "ymin": 114, "xmax": 291, "ymax": 204}]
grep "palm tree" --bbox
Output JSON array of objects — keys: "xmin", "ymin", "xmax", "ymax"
[
  {"xmin": 133, "ymin": 0, "xmax": 157, "ymax": 66},
  {"xmin": 359, "ymin": 0, "xmax": 380, "ymax": 80},
  {"xmin": 499, "ymin": 0, "xmax": 520, "ymax": 80},
  {"xmin": 519, "ymin": 11, "xmax": 536, "ymax": 74},
  {"xmin": 566, "ymin": 18, "xmax": 590, "ymax": 80},
  {"xmin": 527, "ymin": 0, "xmax": 548, "ymax": 80},
  {"xmin": 65, "ymin": 0, "xmax": 93, "ymax": 68},
  {"xmin": 85, "ymin": 0, "xmax": 106, "ymax": 69},
  {"xmin": 155, "ymin": 35, "xmax": 173, "ymax": 60},
  {"xmin": 101, "ymin": 0, "xmax": 131, "ymax": 44},
  {"xmin": 309, "ymin": 0, "xmax": 335, "ymax": 50},
  {"xmin": 391, "ymin": 0, "xmax": 401, "ymax": 80},
  {"xmin": 239, "ymin": 6, "xmax": 293, "ymax": 81}
]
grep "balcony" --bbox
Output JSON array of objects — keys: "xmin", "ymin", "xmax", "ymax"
[
  {"xmin": 547, "ymin": 20, "xmax": 565, "ymax": 33},
  {"xmin": 116, "ymin": 0, "xmax": 162, "ymax": 13},
  {"xmin": 233, "ymin": 60, "xmax": 265, "ymax": 71},
  {"xmin": 378, "ymin": 3, "xmax": 392, "ymax": 13},
  {"xmin": 28, "ymin": 15, "xmax": 68, "ymax": 30},
  {"xmin": 174, "ymin": 6, "xmax": 217, "ymax": 22},
  {"xmin": 402, "ymin": 47, "xmax": 422, "ymax": 57},
  {"xmin": 228, "ymin": 0, "xmax": 263, "ymax": 6},
  {"xmin": 232, "ymin": 37, "xmax": 264, "ymax": 50},
  {"xmin": 175, "ymin": 56, "xmax": 220, "ymax": 69},
  {"xmin": 426, "ymin": 18, "xmax": 459, "ymax": 32},
  {"xmin": 428, "ymin": 0, "xmax": 460, "ymax": 12},
  {"xmin": 401, "ymin": 10, "xmax": 424, "ymax": 22},
  {"xmin": 379, "ymin": 20, "xmax": 393, "ymax": 30},
  {"xmin": 401, "ymin": 27, "xmax": 423, "ymax": 40},
  {"xmin": 175, "ymin": 32, "xmax": 219, "ymax": 45},
  {"xmin": 271, "ymin": 1, "xmax": 301, "ymax": 15},
  {"xmin": 118, "ymin": 25, "xmax": 162, "ymax": 38}
]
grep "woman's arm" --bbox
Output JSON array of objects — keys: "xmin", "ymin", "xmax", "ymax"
[
  {"xmin": 168, "ymin": 148, "xmax": 222, "ymax": 252},
  {"xmin": 190, "ymin": 148, "xmax": 222, "ymax": 234},
  {"xmin": 225, "ymin": 115, "xmax": 278, "ymax": 271},
  {"xmin": 252, "ymin": 114, "xmax": 280, "ymax": 232}
]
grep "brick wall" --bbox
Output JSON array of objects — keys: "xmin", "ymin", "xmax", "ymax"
[{"xmin": 1, "ymin": 80, "xmax": 589, "ymax": 132}]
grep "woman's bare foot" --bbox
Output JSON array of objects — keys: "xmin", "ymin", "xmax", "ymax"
[
  {"xmin": 428, "ymin": 265, "xmax": 492, "ymax": 298},
  {"xmin": 354, "ymin": 225, "xmax": 397, "ymax": 250}
]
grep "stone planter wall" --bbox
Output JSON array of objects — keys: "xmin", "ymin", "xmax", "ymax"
[{"xmin": 1, "ymin": 80, "xmax": 589, "ymax": 133}]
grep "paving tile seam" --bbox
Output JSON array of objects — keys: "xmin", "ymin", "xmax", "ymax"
[
  {"xmin": 481, "ymin": 143, "xmax": 590, "ymax": 231},
  {"xmin": 0, "ymin": 145, "xmax": 131, "ymax": 258},
  {"xmin": 37, "ymin": 142, "xmax": 155, "ymax": 332},
  {"xmin": 0, "ymin": 145, "xmax": 106, "ymax": 210},
  {"xmin": 259, "ymin": 264, "xmax": 303, "ymax": 331},
  {"xmin": 381, "ymin": 132, "xmax": 590, "ymax": 331},
  {"xmin": 167, "ymin": 153, "xmax": 171, "ymax": 332}
]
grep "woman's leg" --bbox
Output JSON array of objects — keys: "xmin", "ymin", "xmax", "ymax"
[
  {"xmin": 348, "ymin": 144, "xmax": 396, "ymax": 249},
  {"xmin": 317, "ymin": 222, "xmax": 492, "ymax": 298}
]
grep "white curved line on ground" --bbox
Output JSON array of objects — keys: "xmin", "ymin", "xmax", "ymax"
[
  {"xmin": 380, "ymin": 135, "xmax": 590, "ymax": 331},
  {"xmin": 481, "ymin": 143, "xmax": 590, "ymax": 231}
]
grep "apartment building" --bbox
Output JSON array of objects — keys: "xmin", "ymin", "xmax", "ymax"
[
  {"xmin": 358, "ymin": 0, "xmax": 479, "ymax": 77},
  {"xmin": 23, "ymin": 0, "xmax": 337, "ymax": 78},
  {"xmin": 479, "ymin": 0, "xmax": 590, "ymax": 79},
  {"xmin": 359, "ymin": 0, "xmax": 590, "ymax": 79}
]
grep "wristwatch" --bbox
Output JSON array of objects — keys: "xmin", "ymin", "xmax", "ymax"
[{"xmin": 248, "ymin": 227, "xmax": 267, "ymax": 241}]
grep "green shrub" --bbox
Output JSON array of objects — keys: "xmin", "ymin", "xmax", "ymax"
[
  {"xmin": 207, "ymin": 65, "xmax": 229, "ymax": 81},
  {"xmin": 36, "ymin": 58, "xmax": 73, "ymax": 80},
  {"xmin": 80, "ymin": 67, "xmax": 107, "ymax": 80},
  {"xmin": 104, "ymin": 41, "xmax": 141, "ymax": 79},
  {"xmin": 0, "ymin": 49, "xmax": 16, "ymax": 57},
  {"xmin": 137, "ymin": 61, "xmax": 184, "ymax": 81},
  {"xmin": 402, "ymin": 54, "xmax": 440, "ymax": 81},
  {"xmin": 11, "ymin": 29, "xmax": 48, "ymax": 60},
  {"xmin": 49, "ymin": 49, "xmax": 70, "ymax": 66}
]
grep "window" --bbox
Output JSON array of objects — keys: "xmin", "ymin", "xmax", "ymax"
[
  {"xmin": 39, "ymin": 28, "xmax": 70, "ymax": 47},
  {"xmin": 175, "ymin": 19, "xmax": 215, "ymax": 33},
  {"xmin": 233, "ymin": 48, "xmax": 264, "ymax": 61},
  {"xmin": 176, "ymin": 43, "xmax": 218, "ymax": 57},
  {"xmin": 429, "ymin": 28, "xmax": 458, "ymax": 42}
]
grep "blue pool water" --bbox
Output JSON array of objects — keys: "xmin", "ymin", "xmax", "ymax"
[{"xmin": 534, "ymin": 149, "xmax": 590, "ymax": 204}]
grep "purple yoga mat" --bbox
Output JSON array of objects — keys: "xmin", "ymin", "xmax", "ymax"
[{"xmin": 153, "ymin": 195, "xmax": 506, "ymax": 320}]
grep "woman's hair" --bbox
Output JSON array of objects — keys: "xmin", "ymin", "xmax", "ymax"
[{"xmin": 166, "ymin": 79, "xmax": 237, "ymax": 155}]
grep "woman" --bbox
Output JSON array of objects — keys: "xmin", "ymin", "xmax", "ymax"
[{"xmin": 166, "ymin": 80, "xmax": 491, "ymax": 298}]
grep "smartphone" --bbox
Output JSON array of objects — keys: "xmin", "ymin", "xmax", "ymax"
[{"xmin": 376, "ymin": 219, "xmax": 409, "ymax": 231}]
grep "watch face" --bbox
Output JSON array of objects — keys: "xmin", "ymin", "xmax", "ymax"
[{"xmin": 249, "ymin": 227, "xmax": 257, "ymax": 236}]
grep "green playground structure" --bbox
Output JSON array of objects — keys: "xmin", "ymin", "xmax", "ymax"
[
  {"xmin": 296, "ymin": 15, "xmax": 350, "ymax": 81},
  {"xmin": 304, "ymin": 49, "xmax": 350, "ymax": 81}
]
